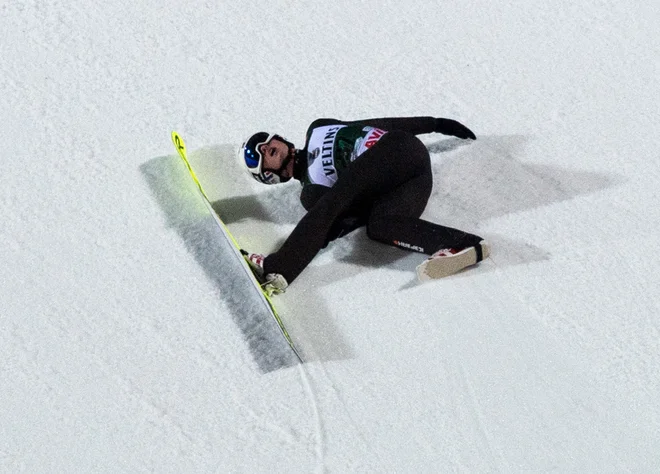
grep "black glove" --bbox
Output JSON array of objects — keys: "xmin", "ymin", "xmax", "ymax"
[{"xmin": 434, "ymin": 118, "xmax": 476, "ymax": 140}]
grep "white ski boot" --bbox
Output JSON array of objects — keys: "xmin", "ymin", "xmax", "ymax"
[{"xmin": 416, "ymin": 241, "xmax": 490, "ymax": 281}]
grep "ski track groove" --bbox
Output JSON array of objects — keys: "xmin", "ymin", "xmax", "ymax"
[
  {"xmin": 293, "ymin": 311, "xmax": 385, "ymax": 472},
  {"xmin": 138, "ymin": 300, "xmax": 322, "ymax": 457},
  {"xmin": 296, "ymin": 363, "xmax": 326, "ymax": 473},
  {"xmin": 456, "ymin": 361, "xmax": 507, "ymax": 473},
  {"xmin": 191, "ymin": 345, "xmax": 302, "ymax": 446},
  {"xmin": 314, "ymin": 360, "xmax": 379, "ymax": 470}
]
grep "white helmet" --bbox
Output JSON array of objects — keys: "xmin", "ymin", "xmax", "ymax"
[{"xmin": 238, "ymin": 132, "xmax": 294, "ymax": 184}]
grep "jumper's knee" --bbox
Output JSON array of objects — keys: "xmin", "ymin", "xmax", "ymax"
[{"xmin": 366, "ymin": 214, "xmax": 392, "ymax": 242}]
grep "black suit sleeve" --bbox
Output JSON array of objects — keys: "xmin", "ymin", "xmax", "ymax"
[
  {"xmin": 300, "ymin": 184, "xmax": 329, "ymax": 211},
  {"xmin": 343, "ymin": 116, "xmax": 437, "ymax": 135},
  {"xmin": 314, "ymin": 116, "xmax": 476, "ymax": 139},
  {"xmin": 309, "ymin": 116, "xmax": 475, "ymax": 139}
]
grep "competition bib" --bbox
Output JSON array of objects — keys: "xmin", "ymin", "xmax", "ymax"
[
  {"xmin": 306, "ymin": 124, "xmax": 388, "ymax": 187},
  {"xmin": 306, "ymin": 125, "xmax": 345, "ymax": 187}
]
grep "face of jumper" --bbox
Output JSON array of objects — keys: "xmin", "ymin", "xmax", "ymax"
[{"xmin": 260, "ymin": 137, "xmax": 295, "ymax": 180}]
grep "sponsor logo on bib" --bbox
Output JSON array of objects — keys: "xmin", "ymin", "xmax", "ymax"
[
  {"xmin": 307, "ymin": 125, "xmax": 344, "ymax": 187},
  {"xmin": 355, "ymin": 127, "xmax": 387, "ymax": 158}
]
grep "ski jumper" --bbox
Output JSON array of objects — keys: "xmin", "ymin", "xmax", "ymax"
[{"xmin": 263, "ymin": 116, "xmax": 483, "ymax": 284}]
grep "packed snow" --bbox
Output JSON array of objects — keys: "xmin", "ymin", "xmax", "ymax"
[{"xmin": 2, "ymin": 0, "xmax": 659, "ymax": 471}]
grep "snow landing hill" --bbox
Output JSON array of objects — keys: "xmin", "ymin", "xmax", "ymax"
[{"xmin": 1, "ymin": 0, "xmax": 659, "ymax": 472}]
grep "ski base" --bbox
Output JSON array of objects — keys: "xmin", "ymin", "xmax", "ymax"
[{"xmin": 171, "ymin": 131, "xmax": 303, "ymax": 363}]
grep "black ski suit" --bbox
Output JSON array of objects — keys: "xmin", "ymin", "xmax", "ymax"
[{"xmin": 262, "ymin": 116, "xmax": 483, "ymax": 284}]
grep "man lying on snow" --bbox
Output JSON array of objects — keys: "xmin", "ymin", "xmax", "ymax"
[{"xmin": 238, "ymin": 115, "xmax": 489, "ymax": 294}]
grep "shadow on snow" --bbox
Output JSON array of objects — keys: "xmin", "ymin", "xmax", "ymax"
[{"xmin": 141, "ymin": 134, "xmax": 623, "ymax": 366}]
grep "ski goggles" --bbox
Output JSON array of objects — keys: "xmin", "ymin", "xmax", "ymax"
[
  {"xmin": 242, "ymin": 132, "xmax": 271, "ymax": 171},
  {"xmin": 242, "ymin": 132, "xmax": 287, "ymax": 184}
]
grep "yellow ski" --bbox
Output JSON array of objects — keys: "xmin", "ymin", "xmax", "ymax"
[{"xmin": 171, "ymin": 131, "xmax": 302, "ymax": 363}]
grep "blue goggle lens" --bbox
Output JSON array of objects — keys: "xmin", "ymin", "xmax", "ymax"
[{"xmin": 244, "ymin": 147, "xmax": 261, "ymax": 169}]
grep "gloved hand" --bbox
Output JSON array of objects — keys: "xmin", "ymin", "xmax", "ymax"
[
  {"xmin": 240, "ymin": 250, "xmax": 288, "ymax": 295},
  {"xmin": 434, "ymin": 118, "xmax": 476, "ymax": 140}
]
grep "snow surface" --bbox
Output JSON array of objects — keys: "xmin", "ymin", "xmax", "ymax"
[{"xmin": 2, "ymin": 0, "xmax": 660, "ymax": 471}]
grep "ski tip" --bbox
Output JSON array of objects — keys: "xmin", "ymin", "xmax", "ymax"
[{"xmin": 171, "ymin": 131, "xmax": 186, "ymax": 155}]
